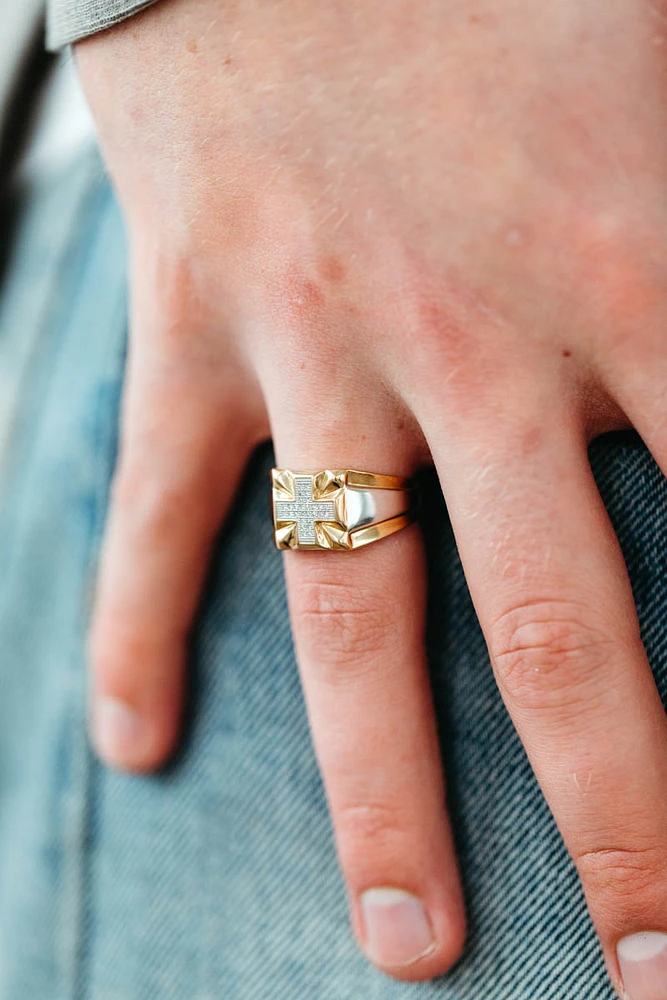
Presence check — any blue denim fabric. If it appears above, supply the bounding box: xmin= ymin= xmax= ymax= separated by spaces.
xmin=0 ymin=147 xmax=666 ymax=1000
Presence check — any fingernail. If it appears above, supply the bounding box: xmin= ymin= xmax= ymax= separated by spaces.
xmin=618 ymin=932 xmax=667 ymax=1000
xmin=360 ymin=887 xmax=435 ymax=967
xmin=93 ymin=697 xmax=146 ymax=764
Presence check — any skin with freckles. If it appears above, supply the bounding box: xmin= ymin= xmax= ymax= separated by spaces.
xmin=77 ymin=0 xmax=667 ymax=993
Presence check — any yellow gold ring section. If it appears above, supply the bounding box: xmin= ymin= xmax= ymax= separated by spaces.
xmin=271 ymin=468 xmax=416 ymax=551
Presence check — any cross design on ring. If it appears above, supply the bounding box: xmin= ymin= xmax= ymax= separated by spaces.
xmin=274 ymin=474 xmax=337 ymax=546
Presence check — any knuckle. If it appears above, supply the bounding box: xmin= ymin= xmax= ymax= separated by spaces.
xmin=112 ymin=454 xmax=212 ymax=536
xmin=89 ymin=623 xmax=153 ymax=680
xmin=336 ymin=800 xmax=414 ymax=876
xmin=566 ymin=209 xmax=665 ymax=350
xmin=575 ymin=842 xmax=667 ymax=906
xmin=489 ymin=599 xmax=620 ymax=712
xmin=140 ymin=253 xmax=202 ymax=349
xmin=292 ymin=578 xmax=395 ymax=671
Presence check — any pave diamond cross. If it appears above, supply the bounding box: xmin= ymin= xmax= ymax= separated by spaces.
xmin=275 ymin=474 xmax=338 ymax=545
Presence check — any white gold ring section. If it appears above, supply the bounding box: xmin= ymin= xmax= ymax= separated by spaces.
xmin=343 ymin=487 xmax=412 ymax=531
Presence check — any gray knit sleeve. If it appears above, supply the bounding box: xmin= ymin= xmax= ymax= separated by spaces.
xmin=46 ymin=0 xmax=161 ymax=50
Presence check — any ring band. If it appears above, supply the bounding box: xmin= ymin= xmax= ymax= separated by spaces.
xmin=271 ymin=468 xmax=416 ymax=551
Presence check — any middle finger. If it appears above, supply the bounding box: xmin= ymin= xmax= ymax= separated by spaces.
xmin=416 ymin=382 xmax=667 ymax=996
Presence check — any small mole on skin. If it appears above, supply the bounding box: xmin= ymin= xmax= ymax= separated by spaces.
xmin=396 ymin=419 xmax=406 ymax=432
xmin=562 ymin=349 xmax=572 ymax=358
xmin=186 ymin=38 xmax=198 ymax=53
xmin=224 ymin=57 xmax=233 ymax=65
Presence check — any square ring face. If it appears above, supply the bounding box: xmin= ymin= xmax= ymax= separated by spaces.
xmin=271 ymin=469 xmax=350 ymax=550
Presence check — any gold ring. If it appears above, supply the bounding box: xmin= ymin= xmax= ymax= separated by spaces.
xmin=271 ymin=468 xmax=416 ymax=551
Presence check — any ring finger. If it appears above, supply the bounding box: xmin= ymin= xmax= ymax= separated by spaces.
xmin=267 ymin=381 xmax=466 ymax=980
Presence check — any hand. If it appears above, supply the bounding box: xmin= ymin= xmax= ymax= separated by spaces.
xmin=77 ymin=0 xmax=667 ymax=993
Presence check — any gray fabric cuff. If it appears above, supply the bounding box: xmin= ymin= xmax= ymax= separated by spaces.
xmin=46 ymin=0 xmax=160 ymax=50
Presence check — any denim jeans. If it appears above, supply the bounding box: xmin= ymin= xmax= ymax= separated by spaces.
xmin=0 ymin=146 xmax=666 ymax=1000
